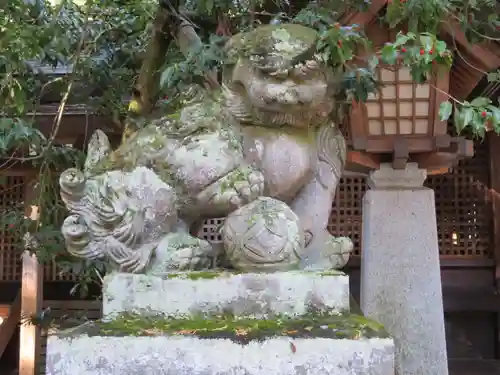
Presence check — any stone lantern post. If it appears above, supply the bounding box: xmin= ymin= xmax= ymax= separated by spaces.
xmin=346 ymin=41 xmax=472 ymax=375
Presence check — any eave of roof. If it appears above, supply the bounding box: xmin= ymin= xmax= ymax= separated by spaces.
xmin=340 ymin=0 xmax=500 ymax=100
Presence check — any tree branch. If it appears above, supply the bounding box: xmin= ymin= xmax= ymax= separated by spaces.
xmin=122 ymin=2 xmax=220 ymax=142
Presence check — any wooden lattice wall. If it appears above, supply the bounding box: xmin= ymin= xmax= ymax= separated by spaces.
xmin=0 ymin=175 xmax=25 ymax=281
xmin=428 ymin=140 xmax=491 ymax=258
xmin=328 ymin=138 xmax=491 ymax=258
xmin=0 ymin=137 xmax=493 ymax=281
xmin=197 ymin=137 xmax=492 ymax=259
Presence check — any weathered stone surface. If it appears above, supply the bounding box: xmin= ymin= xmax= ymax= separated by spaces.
xmin=361 ymin=163 xmax=448 ymax=375
xmin=222 ymin=197 xmax=304 ymax=272
xmin=103 ymin=271 xmax=349 ymax=319
xmin=46 ymin=335 xmax=394 ymax=375
xmin=58 ymin=24 xmax=353 ymax=274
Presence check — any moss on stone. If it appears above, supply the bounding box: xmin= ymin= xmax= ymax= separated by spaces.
xmin=227 ymin=24 xmax=319 ymax=67
xmin=54 ymin=311 xmax=389 ymax=344
xmin=163 ymin=270 xmax=239 ymax=280
xmin=317 ymin=270 xmax=345 ymax=276
xmin=158 ymin=269 xmax=345 ymax=280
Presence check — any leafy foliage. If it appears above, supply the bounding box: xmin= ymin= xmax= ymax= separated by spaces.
xmin=159 ymin=34 xmax=228 ymax=91
xmin=0 ymin=0 xmax=155 ymax=295
xmin=439 ymin=97 xmax=500 ymax=136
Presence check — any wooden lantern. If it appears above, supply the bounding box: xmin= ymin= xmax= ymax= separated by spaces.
xmin=342 ymin=14 xmax=474 ymax=173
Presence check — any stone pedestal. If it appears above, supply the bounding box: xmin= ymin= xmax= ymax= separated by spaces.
xmin=360 ymin=163 xmax=448 ymax=375
xmin=47 ymin=335 xmax=393 ymax=375
xmin=47 ymin=271 xmax=395 ymax=375
xmin=102 ymin=271 xmax=350 ymax=319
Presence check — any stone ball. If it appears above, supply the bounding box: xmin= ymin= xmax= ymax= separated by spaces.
xmin=222 ymin=197 xmax=304 ymax=271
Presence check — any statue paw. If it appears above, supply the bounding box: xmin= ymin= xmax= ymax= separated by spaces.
xmin=195 ymin=166 xmax=265 ymax=215
xmin=147 ymin=233 xmax=219 ymax=275
xmin=300 ymin=231 xmax=353 ymax=271
xmin=226 ymin=168 xmax=265 ymax=207
xmin=323 ymin=235 xmax=353 ymax=269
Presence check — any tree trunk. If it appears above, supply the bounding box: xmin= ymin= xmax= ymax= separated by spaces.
xmin=122 ymin=2 xmax=219 ymax=143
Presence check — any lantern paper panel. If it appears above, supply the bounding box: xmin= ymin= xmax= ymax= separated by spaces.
xmin=365 ymin=67 xmax=432 ymax=136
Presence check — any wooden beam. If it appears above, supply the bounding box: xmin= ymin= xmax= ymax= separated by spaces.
xmin=347 ymin=256 xmax=496 ymax=268
xmin=340 ymin=0 xmax=387 ymax=25
xmin=0 ymin=291 xmax=21 ymax=358
xmin=414 ymin=138 xmax=473 ymax=171
xmin=415 ymin=152 xmax=458 ymax=170
xmin=433 ymin=134 xmax=452 ymax=149
xmin=19 ymin=252 xmax=42 ymax=375
xmin=0 ymin=304 xmax=11 ymax=318
xmin=349 ymin=275 xmax=500 ymax=312
xmin=27 ymin=104 xmax=120 ymax=140
xmin=426 ymin=166 xmax=451 ymax=175
xmin=448 ymin=359 xmax=500 ymax=375
xmin=449 ymin=60 xmax=485 ymax=101
xmin=33 ymin=113 xmax=119 ymax=139
xmin=441 ymin=20 xmax=500 ymax=71
xmin=441 ymin=286 xmax=500 ymax=312
xmin=488 ymin=132 xmax=500 ymax=286
xmin=19 ymin=174 xmax=43 ymax=375
xmin=440 ymin=19 xmax=500 ymax=100
xmin=346 ymin=150 xmax=380 ymax=171
xmin=392 ymin=138 xmax=409 ymax=169
xmin=488 ymin=133 xmax=500 ymax=358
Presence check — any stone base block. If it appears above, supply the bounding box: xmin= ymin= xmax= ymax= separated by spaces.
xmin=46 ymin=335 xmax=394 ymax=375
xmin=103 ymin=271 xmax=349 ymax=319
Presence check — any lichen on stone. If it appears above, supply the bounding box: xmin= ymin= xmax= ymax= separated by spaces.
xmin=226 ymin=24 xmax=319 ymax=72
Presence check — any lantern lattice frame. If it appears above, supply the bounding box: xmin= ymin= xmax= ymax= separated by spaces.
xmin=349 ymin=64 xmax=450 ymax=154
xmin=346 ymin=63 xmax=473 ymax=172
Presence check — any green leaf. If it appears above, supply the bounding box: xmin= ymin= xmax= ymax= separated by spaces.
xmin=205 ymin=0 xmax=214 ymax=14
xmin=342 ymin=45 xmax=353 ymax=61
xmin=439 ymin=101 xmax=453 ymax=121
xmin=420 ymin=35 xmax=434 ymax=51
xmin=368 ymin=55 xmax=379 ymax=70
xmin=455 ymin=107 xmax=474 ymax=132
xmin=381 ymin=45 xmax=398 ymax=65
xmin=435 ymin=40 xmax=447 ymax=54
xmin=394 ymin=32 xmax=412 ymax=47
xmin=470 ymin=97 xmax=491 ymax=107
xmin=453 ymin=104 xmax=461 ymax=133
xmin=471 ymin=111 xmax=486 ymax=138
xmin=410 ymin=65 xmax=426 ymax=84
xmin=488 ymin=105 xmax=500 ymax=125
xmin=487 ymin=110 xmax=500 ymax=133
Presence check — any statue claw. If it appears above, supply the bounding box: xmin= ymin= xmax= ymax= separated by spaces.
xmin=195 ymin=166 xmax=265 ymax=215
xmin=299 ymin=231 xmax=353 ymax=271
xmin=231 ymin=170 xmax=264 ymax=204
xmin=322 ymin=235 xmax=353 ymax=269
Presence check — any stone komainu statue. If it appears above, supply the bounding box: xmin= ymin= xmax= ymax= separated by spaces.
xmin=59 ymin=23 xmax=353 ymax=274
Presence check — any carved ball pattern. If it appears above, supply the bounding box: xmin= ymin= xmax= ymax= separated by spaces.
xmin=222 ymin=197 xmax=304 ymax=272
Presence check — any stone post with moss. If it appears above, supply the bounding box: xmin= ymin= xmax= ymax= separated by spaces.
xmin=48 ymin=23 xmax=395 ymax=375
xmin=47 ymin=271 xmax=394 ymax=374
